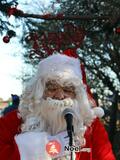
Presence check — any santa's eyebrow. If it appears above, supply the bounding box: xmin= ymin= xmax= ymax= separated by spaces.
xmin=46 ymin=80 xmax=57 ymax=85
xmin=45 ymin=80 xmax=75 ymax=90
xmin=45 ymin=80 xmax=59 ymax=89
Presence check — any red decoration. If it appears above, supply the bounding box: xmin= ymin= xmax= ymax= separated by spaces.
xmin=63 ymin=48 xmax=78 ymax=58
xmin=115 ymin=27 xmax=120 ymax=34
xmin=27 ymin=23 xmax=85 ymax=59
xmin=7 ymin=6 xmax=24 ymax=17
xmin=39 ymin=24 xmax=85 ymax=53
xmin=56 ymin=13 xmax=64 ymax=18
xmin=42 ymin=14 xmax=52 ymax=19
xmin=7 ymin=7 xmax=17 ymax=17
xmin=2 ymin=30 xmax=16 ymax=43
xmin=3 ymin=36 xmax=10 ymax=43
xmin=33 ymin=41 xmax=39 ymax=50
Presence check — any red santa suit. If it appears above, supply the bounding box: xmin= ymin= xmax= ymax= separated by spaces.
xmin=0 ymin=110 xmax=115 ymax=160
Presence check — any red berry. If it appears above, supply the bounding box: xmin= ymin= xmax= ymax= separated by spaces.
xmin=3 ymin=36 xmax=10 ymax=43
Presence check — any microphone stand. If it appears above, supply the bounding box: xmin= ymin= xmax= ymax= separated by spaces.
xmin=67 ymin=125 xmax=74 ymax=146
xmin=68 ymin=126 xmax=74 ymax=160
xmin=65 ymin=114 xmax=74 ymax=160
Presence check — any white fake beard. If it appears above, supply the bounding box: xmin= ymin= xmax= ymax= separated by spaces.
xmin=38 ymin=97 xmax=81 ymax=135
xmin=37 ymin=98 xmax=86 ymax=145
xmin=21 ymin=97 xmax=94 ymax=147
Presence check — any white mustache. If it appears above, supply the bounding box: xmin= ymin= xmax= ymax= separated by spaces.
xmin=45 ymin=97 xmax=74 ymax=108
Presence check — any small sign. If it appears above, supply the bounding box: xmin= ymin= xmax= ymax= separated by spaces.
xmin=46 ymin=140 xmax=61 ymax=157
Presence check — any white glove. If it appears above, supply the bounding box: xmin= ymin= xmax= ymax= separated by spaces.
xmin=15 ymin=131 xmax=70 ymax=160
xmin=15 ymin=132 xmax=50 ymax=160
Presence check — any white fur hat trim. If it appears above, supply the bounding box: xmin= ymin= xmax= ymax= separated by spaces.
xmin=36 ymin=54 xmax=82 ymax=85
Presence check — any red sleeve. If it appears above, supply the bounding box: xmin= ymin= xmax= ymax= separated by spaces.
xmin=0 ymin=110 xmax=22 ymax=160
xmin=92 ymin=118 xmax=116 ymax=160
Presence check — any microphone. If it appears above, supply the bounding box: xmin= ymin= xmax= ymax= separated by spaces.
xmin=62 ymin=108 xmax=75 ymax=146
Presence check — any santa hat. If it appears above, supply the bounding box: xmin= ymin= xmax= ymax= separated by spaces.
xmin=36 ymin=52 xmax=83 ymax=87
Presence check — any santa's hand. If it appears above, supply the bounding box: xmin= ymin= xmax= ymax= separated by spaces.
xmin=15 ymin=131 xmax=51 ymax=160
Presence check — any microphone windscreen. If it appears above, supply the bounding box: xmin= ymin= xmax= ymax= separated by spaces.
xmin=62 ymin=108 xmax=75 ymax=117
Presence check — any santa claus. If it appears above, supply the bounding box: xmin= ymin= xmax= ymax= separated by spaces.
xmin=0 ymin=53 xmax=115 ymax=160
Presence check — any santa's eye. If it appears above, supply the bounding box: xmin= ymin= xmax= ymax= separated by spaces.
xmin=63 ymin=86 xmax=75 ymax=93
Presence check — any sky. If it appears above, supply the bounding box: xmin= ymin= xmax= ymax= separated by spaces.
xmin=0 ymin=0 xmax=51 ymax=100
xmin=0 ymin=38 xmax=24 ymax=100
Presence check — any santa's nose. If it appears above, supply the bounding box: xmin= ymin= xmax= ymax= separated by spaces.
xmin=53 ymin=88 xmax=66 ymax=100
